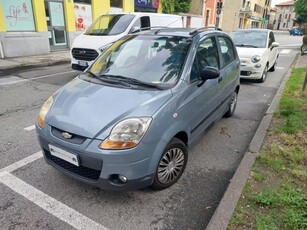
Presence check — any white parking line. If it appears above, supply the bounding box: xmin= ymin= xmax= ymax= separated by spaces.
xmin=0 ymin=151 xmax=43 ymax=174
xmin=276 ymin=67 xmax=284 ymax=70
xmin=0 ymin=173 xmax=109 ymax=230
xmin=280 ymin=49 xmax=291 ymax=54
xmin=0 ymin=70 xmax=76 ymax=86
xmin=0 ymin=151 xmax=109 ymax=230
xmin=24 ymin=125 xmax=36 ymax=131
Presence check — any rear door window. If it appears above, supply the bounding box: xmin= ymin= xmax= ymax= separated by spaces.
xmin=217 ymin=36 xmax=236 ymax=68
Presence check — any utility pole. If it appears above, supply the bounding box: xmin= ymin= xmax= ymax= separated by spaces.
xmin=215 ymin=0 xmax=223 ymax=30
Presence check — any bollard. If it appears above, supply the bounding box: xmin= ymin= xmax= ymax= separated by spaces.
xmin=303 ymin=67 xmax=307 ymax=91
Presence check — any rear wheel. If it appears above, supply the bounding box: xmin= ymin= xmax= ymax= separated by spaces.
xmin=224 ymin=91 xmax=238 ymax=118
xmin=152 ymin=138 xmax=188 ymax=190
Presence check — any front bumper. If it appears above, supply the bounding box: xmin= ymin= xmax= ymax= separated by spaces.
xmin=36 ymin=123 xmax=159 ymax=191
xmin=239 ymin=59 xmax=265 ymax=80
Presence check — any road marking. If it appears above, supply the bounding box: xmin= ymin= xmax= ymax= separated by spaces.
xmin=0 ymin=70 xmax=76 ymax=86
xmin=0 ymin=173 xmax=109 ymax=230
xmin=0 ymin=151 xmax=43 ymax=174
xmin=24 ymin=125 xmax=35 ymax=131
xmin=276 ymin=67 xmax=284 ymax=70
xmin=280 ymin=49 xmax=291 ymax=54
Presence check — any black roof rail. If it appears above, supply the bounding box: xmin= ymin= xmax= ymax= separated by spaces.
xmin=130 ymin=26 xmax=168 ymax=34
xmin=189 ymin=27 xmax=223 ymax=35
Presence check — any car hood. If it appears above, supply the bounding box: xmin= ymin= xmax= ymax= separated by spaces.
xmin=235 ymin=47 xmax=266 ymax=58
xmin=47 ymin=77 xmax=172 ymax=139
xmin=72 ymin=34 xmax=122 ymax=50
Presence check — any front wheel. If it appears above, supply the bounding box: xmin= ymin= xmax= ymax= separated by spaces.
xmin=152 ymin=138 xmax=188 ymax=190
xmin=258 ymin=65 xmax=268 ymax=83
xmin=224 ymin=91 xmax=238 ymax=118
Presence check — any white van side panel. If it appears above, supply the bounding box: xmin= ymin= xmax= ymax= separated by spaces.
xmin=149 ymin=15 xmax=184 ymax=28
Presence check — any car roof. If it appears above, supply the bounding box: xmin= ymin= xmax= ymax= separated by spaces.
xmin=138 ymin=27 xmax=226 ymax=38
xmin=232 ymin=28 xmax=271 ymax=33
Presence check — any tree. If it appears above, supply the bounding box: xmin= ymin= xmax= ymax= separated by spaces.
xmin=294 ymin=0 xmax=307 ymax=33
xmin=162 ymin=0 xmax=191 ymax=14
xmin=162 ymin=0 xmax=175 ymax=14
xmin=174 ymin=0 xmax=191 ymax=14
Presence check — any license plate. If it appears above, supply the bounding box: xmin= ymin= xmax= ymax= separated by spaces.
xmin=78 ymin=61 xmax=88 ymax=67
xmin=49 ymin=145 xmax=79 ymax=166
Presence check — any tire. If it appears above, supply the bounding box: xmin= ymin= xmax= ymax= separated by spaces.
xmin=269 ymin=59 xmax=277 ymax=72
xmin=224 ymin=91 xmax=238 ymax=118
xmin=152 ymin=138 xmax=188 ymax=190
xmin=258 ymin=65 xmax=268 ymax=83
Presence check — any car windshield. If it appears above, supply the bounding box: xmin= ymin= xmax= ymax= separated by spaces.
xmin=84 ymin=14 xmax=135 ymax=36
xmin=230 ymin=30 xmax=268 ymax=48
xmin=83 ymin=35 xmax=191 ymax=89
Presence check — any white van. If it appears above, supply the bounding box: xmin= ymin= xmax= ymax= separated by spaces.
xmin=71 ymin=12 xmax=184 ymax=70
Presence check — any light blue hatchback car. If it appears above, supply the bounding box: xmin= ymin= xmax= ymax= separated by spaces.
xmin=36 ymin=28 xmax=240 ymax=191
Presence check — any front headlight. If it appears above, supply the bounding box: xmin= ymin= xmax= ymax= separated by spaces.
xmin=251 ymin=55 xmax=261 ymax=63
xmin=37 ymin=96 xmax=53 ymax=128
xmin=99 ymin=117 xmax=152 ymax=150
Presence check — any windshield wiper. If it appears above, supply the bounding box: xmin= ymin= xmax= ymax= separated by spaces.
xmin=102 ymin=74 xmax=163 ymax=90
xmin=83 ymin=71 xmax=131 ymax=87
xmin=236 ymin=44 xmax=258 ymax=48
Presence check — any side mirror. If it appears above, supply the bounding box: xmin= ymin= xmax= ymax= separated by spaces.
xmin=272 ymin=42 xmax=279 ymax=48
xmin=131 ymin=26 xmax=140 ymax=33
xmin=198 ymin=66 xmax=220 ymax=86
xmin=201 ymin=66 xmax=220 ymax=80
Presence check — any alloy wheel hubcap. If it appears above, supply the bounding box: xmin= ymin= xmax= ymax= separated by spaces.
xmin=157 ymin=148 xmax=185 ymax=184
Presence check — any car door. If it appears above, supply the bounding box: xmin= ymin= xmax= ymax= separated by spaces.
xmin=182 ymin=36 xmax=222 ymax=144
xmin=217 ymin=35 xmax=240 ymax=103
xmin=268 ymin=31 xmax=278 ymax=67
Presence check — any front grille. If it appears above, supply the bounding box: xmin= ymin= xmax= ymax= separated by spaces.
xmin=44 ymin=149 xmax=101 ymax=181
xmin=72 ymin=48 xmax=99 ymax=61
xmin=51 ymin=127 xmax=86 ymax=144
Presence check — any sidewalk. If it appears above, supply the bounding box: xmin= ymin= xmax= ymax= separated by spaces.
xmin=0 ymin=50 xmax=70 ymax=71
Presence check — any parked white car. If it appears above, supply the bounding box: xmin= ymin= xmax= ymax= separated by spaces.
xmin=230 ymin=29 xmax=279 ymax=83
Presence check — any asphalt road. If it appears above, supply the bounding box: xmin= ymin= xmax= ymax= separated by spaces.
xmin=0 ymin=32 xmax=301 ymax=230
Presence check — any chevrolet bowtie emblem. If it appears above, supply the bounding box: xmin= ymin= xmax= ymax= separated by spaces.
xmin=62 ymin=132 xmax=73 ymax=139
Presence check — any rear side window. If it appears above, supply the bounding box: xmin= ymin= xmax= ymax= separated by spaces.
xmin=132 ymin=16 xmax=151 ymax=31
xmin=217 ymin=36 xmax=236 ymax=68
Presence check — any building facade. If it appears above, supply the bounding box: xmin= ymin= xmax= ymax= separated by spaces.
xmin=0 ymin=0 xmax=162 ymax=58
xmin=203 ymin=0 xmax=271 ymax=32
xmin=272 ymin=1 xmax=295 ymax=30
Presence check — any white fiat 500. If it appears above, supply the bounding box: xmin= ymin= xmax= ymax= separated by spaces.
xmin=230 ymin=29 xmax=279 ymax=83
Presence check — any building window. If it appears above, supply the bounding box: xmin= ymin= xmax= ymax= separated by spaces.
xmin=285 ymin=14 xmax=287 ymax=18
xmin=283 ymin=23 xmax=286 ymax=27
xmin=111 ymin=0 xmax=122 ymax=8
xmin=2 ymin=0 xmax=35 ymax=31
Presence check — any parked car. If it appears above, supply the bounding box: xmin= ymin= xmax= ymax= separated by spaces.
xmin=71 ymin=13 xmax=184 ymax=71
xmin=230 ymin=29 xmax=279 ymax=83
xmin=289 ymin=27 xmax=303 ymax=36
xmin=36 ymin=28 xmax=240 ymax=191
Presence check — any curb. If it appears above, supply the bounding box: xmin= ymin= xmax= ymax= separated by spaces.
xmin=0 ymin=60 xmax=70 ymax=72
xmin=205 ymin=53 xmax=298 ymax=230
